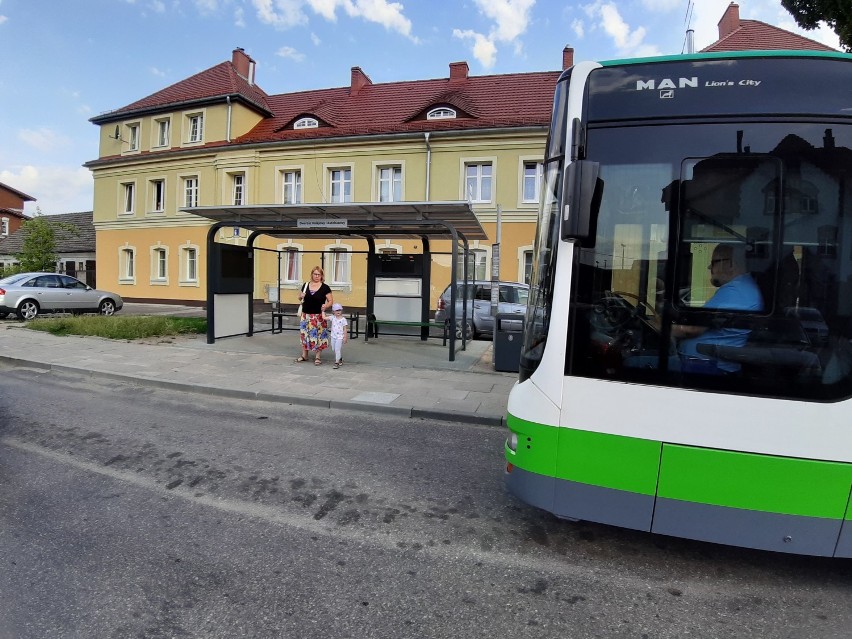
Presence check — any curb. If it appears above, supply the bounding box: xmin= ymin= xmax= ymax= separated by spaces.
xmin=0 ymin=355 xmax=506 ymax=427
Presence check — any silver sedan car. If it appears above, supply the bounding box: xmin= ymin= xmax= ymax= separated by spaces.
xmin=0 ymin=272 xmax=124 ymax=320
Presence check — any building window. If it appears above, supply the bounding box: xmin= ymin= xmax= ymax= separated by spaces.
xmin=120 ymin=247 xmax=135 ymax=282
xmin=329 ymin=248 xmax=350 ymax=284
xmin=522 ymin=250 xmax=533 ymax=284
xmin=523 ymin=161 xmax=543 ymax=203
xmin=427 ymin=107 xmax=456 ymax=120
xmin=122 ymin=182 xmax=135 ymax=214
xmin=330 ymin=168 xmax=352 ymax=203
xmin=281 ymin=247 xmax=301 ymax=283
xmin=180 ymin=246 xmax=198 ymax=284
xmin=232 ymin=173 xmax=245 ymax=206
xmin=465 ymin=163 xmax=492 ymax=203
xmin=294 ymin=117 xmax=318 ymax=129
xmin=458 ymin=248 xmax=488 ymax=281
xmin=155 ymin=119 xmax=170 ymax=147
xmin=152 ymin=247 xmax=168 ymax=282
xmin=818 ymin=225 xmax=838 ymax=258
xmin=1 ymin=217 xmax=8 ymax=237
xmin=187 ymin=113 xmax=204 ymax=143
xmin=184 ymin=176 xmax=199 ymax=208
xmin=150 ymin=179 xmax=165 ymax=213
xmin=378 ymin=166 xmax=402 ymax=202
xmin=127 ymin=123 xmax=139 ymax=151
xmin=282 ymin=170 xmax=302 ymax=204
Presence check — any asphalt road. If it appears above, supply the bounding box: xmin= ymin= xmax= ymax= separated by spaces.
xmin=1 ymin=367 xmax=851 ymax=639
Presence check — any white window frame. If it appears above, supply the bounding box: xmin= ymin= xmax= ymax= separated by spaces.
xmin=183 ymin=110 xmax=205 ymax=145
xmin=518 ymin=245 xmax=534 ymax=284
xmin=521 ymin=159 xmax=544 ymax=204
xmin=149 ymin=178 xmax=166 ymax=214
xmin=376 ymin=241 xmax=403 ymax=254
xmin=276 ymin=241 xmax=304 ymax=285
xmin=462 ymin=159 xmax=494 ymax=204
xmin=427 ymin=107 xmax=456 ymax=120
xmin=294 ymin=117 xmax=319 ymax=129
xmin=120 ymin=181 xmax=136 ymax=215
xmin=150 ymin=245 xmax=169 ymax=284
xmin=182 ymin=175 xmax=199 ymax=208
xmin=324 ymin=242 xmax=352 ymax=289
xmin=458 ymin=244 xmax=490 ymax=281
xmin=280 ymin=168 xmax=303 ymax=204
xmin=327 ymin=165 xmax=353 ymax=204
xmin=118 ymin=245 xmax=136 ymax=284
xmin=179 ymin=243 xmax=200 ymax=286
xmin=154 ymin=117 xmax=171 ymax=148
xmin=232 ymin=173 xmax=245 ymax=206
xmin=125 ymin=122 xmax=140 ymax=152
xmin=374 ymin=163 xmax=403 ymax=203
xmin=1 ymin=217 xmax=8 ymax=237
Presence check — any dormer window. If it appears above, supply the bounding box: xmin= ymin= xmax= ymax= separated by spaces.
xmin=427 ymin=107 xmax=456 ymax=120
xmin=294 ymin=117 xmax=319 ymax=129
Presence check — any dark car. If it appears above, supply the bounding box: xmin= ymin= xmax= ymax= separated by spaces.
xmin=434 ymin=280 xmax=528 ymax=339
xmin=0 ymin=272 xmax=123 ymax=320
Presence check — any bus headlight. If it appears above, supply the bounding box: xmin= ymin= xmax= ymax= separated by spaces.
xmin=507 ymin=433 xmax=518 ymax=452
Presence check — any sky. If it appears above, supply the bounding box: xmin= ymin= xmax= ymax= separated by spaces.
xmin=0 ymin=0 xmax=842 ymax=216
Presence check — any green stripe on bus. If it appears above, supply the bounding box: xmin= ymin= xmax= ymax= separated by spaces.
xmin=601 ymin=50 xmax=852 ymax=67
xmin=658 ymin=444 xmax=852 ymax=520
xmin=506 ymin=415 xmax=660 ymax=495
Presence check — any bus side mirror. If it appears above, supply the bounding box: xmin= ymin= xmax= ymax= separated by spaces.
xmin=561 ymin=159 xmax=601 ymax=245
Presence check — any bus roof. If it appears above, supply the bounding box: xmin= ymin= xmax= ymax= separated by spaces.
xmin=600 ymin=49 xmax=852 ymax=67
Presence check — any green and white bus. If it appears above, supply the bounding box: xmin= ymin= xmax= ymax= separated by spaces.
xmin=505 ymin=50 xmax=852 ymax=557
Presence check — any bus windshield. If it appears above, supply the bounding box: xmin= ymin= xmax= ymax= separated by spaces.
xmin=567 ymin=120 xmax=852 ymax=400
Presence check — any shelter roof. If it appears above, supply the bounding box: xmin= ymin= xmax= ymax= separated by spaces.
xmin=182 ymin=201 xmax=487 ymax=241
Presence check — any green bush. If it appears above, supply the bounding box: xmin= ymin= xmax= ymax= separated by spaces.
xmin=25 ymin=315 xmax=207 ymax=340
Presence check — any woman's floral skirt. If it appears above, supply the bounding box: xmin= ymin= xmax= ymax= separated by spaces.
xmin=300 ymin=313 xmax=329 ymax=351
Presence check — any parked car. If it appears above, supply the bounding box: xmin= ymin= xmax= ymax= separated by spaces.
xmin=0 ymin=272 xmax=123 ymax=320
xmin=434 ymin=280 xmax=528 ymax=339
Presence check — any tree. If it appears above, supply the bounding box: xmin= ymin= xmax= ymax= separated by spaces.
xmin=15 ymin=209 xmax=79 ymax=273
xmin=781 ymin=0 xmax=852 ymax=51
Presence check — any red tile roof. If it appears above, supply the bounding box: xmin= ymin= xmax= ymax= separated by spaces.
xmin=89 ymin=54 xmax=559 ymax=142
xmin=91 ymin=61 xmax=271 ymax=123
xmin=702 ymin=19 xmax=837 ymax=52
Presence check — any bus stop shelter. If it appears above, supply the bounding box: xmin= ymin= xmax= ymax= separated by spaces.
xmin=183 ymin=201 xmax=487 ymax=361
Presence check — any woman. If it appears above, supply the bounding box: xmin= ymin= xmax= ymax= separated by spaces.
xmin=295 ymin=266 xmax=334 ymax=365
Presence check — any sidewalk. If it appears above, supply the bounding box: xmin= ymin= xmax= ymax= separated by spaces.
xmin=0 ymin=306 xmax=518 ymax=426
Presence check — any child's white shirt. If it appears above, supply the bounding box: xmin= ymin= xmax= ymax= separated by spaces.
xmin=330 ymin=315 xmax=348 ymax=339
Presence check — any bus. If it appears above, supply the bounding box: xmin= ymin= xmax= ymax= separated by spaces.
xmin=504 ymin=50 xmax=852 ymax=557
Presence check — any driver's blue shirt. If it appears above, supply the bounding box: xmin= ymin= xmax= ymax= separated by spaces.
xmin=678 ymin=273 xmax=764 ymax=373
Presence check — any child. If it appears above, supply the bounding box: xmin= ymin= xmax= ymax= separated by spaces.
xmin=327 ymin=303 xmax=349 ymax=369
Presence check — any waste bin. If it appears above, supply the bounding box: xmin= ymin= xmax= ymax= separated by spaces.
xmin=493 ymin=313 xmax=524 ymax=373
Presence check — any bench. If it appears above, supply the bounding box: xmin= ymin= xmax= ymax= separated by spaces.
xmin=272 ymin=309 xmax=361 ymax=339
xmin=365 ymin=318 xmax=447 ymax=345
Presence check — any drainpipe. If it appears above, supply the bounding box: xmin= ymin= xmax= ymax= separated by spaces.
xmin=226 ymin=96 xmax=232 ymax=142
xmin=424 ymin=132 xmax=431 ymax=201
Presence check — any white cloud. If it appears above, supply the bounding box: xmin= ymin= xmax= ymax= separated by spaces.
xmin=150 ymin=66 xmax=167 ymax=77
xmin=234 ymin=6 xmax=245 ymax=27
xmin=193 ymin=0 xmax=219 ymax=12
xmin=581 ymin=1 xmax=661 ymax=57
xmin=18 ymin=128 xmax=72 ymax=153
xmin=310 ymin=31 xmax=321 ymax=45
xmin=150 ymin=0 xmax=165 ymax=13
xmin=0 ymin=165 xmax=94 ymax=216
xmin=252 ymin=0 xmax=309 ymax=29
xmin=306 ymin=0 xmax=416 ymax=41
xmin=452 ymin=28 xmax=498 ymax=68
xmin=640 ymin=0 xmax=680 ymax=11
xmin=453 ymin=0 xmax=535 ymax=69
xmin=276 ymin=45 xmax=305 ymax=61
xmin=571 ymin=18 xmax=584 ymax=39
xmin=0 ymin=15 xmax=7 ymax=25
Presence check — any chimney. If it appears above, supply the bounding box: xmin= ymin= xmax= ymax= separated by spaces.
xmin=232 ymin=47 xmax=256 ymax=85
xmin=350 ymin=66 xmax=372 ymax=97
xmin=562 ymin=46 xmax=574 ymax=70
xmin=718 ymin=2 xmax=740 ymax=39
xmin=449 ymin=61 xmax=469 ymax=83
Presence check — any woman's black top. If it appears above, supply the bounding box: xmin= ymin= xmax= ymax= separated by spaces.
xmin=301 ymin=282 xmax=331 ymax=314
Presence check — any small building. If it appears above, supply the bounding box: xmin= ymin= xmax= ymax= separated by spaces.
xmin=0 ymin=181 xmax=35 ymax=239
xmin=0 ymin=211 xmax=97 ymax=286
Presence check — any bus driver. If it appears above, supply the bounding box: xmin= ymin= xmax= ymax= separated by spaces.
xmin=672 ymin=243 xmax=764 ymax=373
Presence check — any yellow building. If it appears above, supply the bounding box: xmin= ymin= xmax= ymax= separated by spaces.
xmin=86 ymin=48 xmax=571 ymax=311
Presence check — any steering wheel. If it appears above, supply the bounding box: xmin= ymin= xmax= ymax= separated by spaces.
xmin=590 ymin=290 xmax=660 ymax=334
